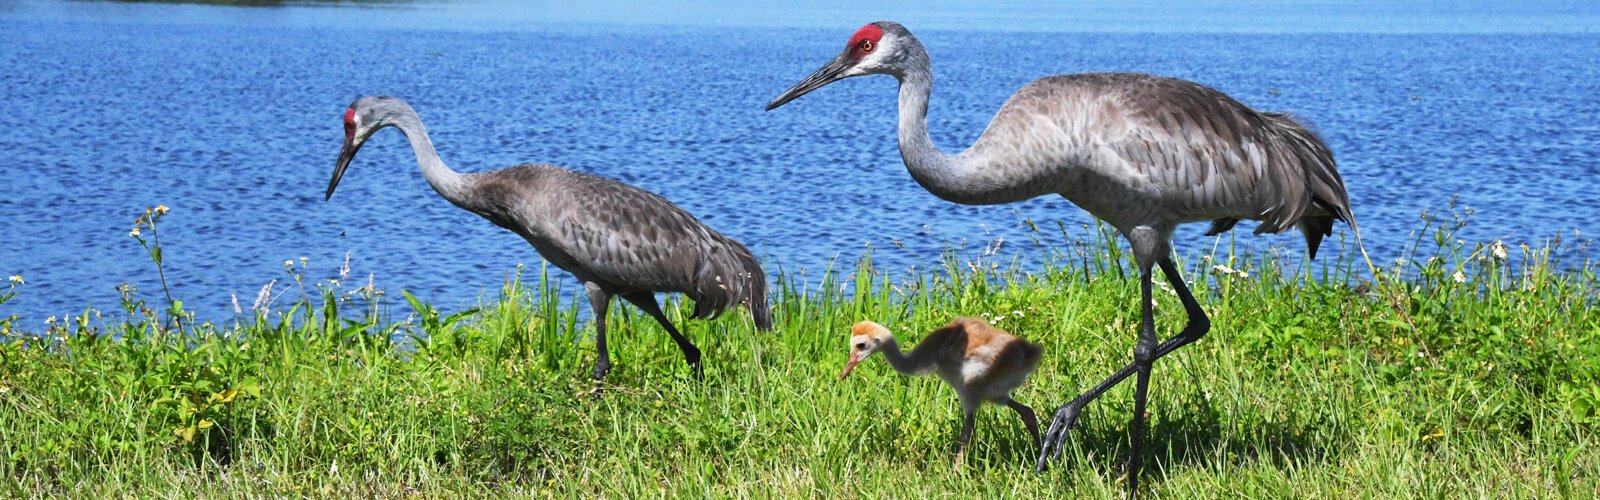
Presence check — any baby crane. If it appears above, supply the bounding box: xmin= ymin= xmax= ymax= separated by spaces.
xmin=327 ymin=96 xmax=772 ymax=381
xmin=841 ymin=319 xmax=1043 ymax=466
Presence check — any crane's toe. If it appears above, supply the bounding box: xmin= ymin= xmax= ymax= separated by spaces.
xmin=1035 ymin=401 xmax=1085 ymax=471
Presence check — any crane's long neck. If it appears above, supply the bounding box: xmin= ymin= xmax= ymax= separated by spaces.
xmin=877 ymin=337 xmax=935 ymax=376
xmin=390 ymin=112 xmax=472 ymax=206
xmin=894 ymin=67 xmax=954 ymax=188
xmin=893 ymin=61 xmax=1010 ymax=205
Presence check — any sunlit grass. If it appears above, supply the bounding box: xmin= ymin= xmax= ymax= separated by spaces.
xmin=0 ymin=206 xmax=1596 ymax=497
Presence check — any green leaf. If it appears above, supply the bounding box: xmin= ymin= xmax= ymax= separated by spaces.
xmin=173 ymin=426 xmax=196 ymax=443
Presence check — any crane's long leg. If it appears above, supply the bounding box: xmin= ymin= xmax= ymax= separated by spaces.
xmin=585 ymin=283 xmax=614 ymax=381
xmin=1035 ymin=256 xmax=1211 ymax=485
xmin=1127 ymin=261 xmax=1157 ymax=495
xmin=1006 ymin=398 xmax=1042 ymax=448
xmin=620 ymin=291 xmax=703 ymax=379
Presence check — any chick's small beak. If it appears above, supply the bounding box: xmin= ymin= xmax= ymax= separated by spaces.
xmin=839 ymin=351 xmax=864 ymax=380
xmin=766 ymin=55 xmax=852 ymax=111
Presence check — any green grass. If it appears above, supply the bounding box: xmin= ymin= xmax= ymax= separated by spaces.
xmin=1 ymin=208 xmax=1597 ymax=497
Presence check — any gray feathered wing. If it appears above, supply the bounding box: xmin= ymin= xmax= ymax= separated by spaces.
xmin=1110 ymin=76 xmax=1359 ymax=259
xmin=533 ymin=168 xmax=773 ymax=328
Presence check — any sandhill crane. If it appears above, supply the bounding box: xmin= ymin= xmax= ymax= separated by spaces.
xmin=327 ymin=96 xmax=772 ymax=381
xmin=768 ymin=22 xmax=1369 ymax=493
xmin=840 ymin=318 xmax=1043 ymax=467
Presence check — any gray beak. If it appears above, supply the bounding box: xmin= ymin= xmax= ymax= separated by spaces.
xmin=326 ymin=137 xmax=362 ymax=201
xmin=765 ymin=55 xmax=853 ymax=111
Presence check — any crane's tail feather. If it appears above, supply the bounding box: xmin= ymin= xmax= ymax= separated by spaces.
xmin=742 ymin=254 xmax=773 ymax=330
xmin=689 ymin=236 xmax=772 ymax=331
xmin=1260 ymin=112 xmax=1381 ymax=280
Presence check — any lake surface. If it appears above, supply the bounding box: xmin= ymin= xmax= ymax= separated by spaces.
xmin=2 ymin=1 xmax=1598 ymax=322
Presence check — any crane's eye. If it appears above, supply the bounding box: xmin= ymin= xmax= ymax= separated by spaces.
xmin=858 ymin=40 xmax=875 ymax=52
xmin=855 ymin=342 xmax=867 ymax=350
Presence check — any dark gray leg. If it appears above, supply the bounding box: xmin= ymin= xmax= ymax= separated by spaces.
xmin=585 ymin=283 xmax=613 ymax=381
xmin=1036 ymin=254 xmax=1211 ymax=495
xmin=1006 ymin=398 xmax=1041 ymax=448
xmin=1128 ymin=261 xmax=1157 ymax=496
xmin=621 ymin=291 xmax=703 ymax=379
xmin=955 ymin=410 xmax=977 ymax=468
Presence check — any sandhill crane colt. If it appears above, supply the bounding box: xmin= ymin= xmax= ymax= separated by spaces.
xmin=840 ymin=319 xmax=1043 ymax=466
xmin=327 ymin=96 xmax=772 ymax=381
xmin=768 ymin=22 xmax=1368 ymax=492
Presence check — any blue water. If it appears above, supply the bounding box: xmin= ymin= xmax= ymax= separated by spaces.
xmin=2 ymin=1 xmax=1598 ymax=322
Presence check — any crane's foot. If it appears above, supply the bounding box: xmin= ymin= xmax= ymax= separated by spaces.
xmin=688 ymin=360 xmax=705 ymax=381
xmin=591 ymin=360 xmax=612 ymax=381
xmin=1035 ymin=398 xmax=1087 ymax=472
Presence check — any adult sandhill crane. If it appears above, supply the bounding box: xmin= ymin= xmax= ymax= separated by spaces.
xmin=768 ymin=22 xmax=1369 ymax=493
xmin=840 ymin=318 xmax=1043 ymax=467
xmin=327 ymin=96 xmax=772 ymax=381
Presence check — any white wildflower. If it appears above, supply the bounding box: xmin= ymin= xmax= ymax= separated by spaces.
xmin=1012 ymin=310 xmax=1024 ymax=318
xmin=129 ymin=227 xmax=141 ymax=238
xmin=1451 ymin=271 xmax=1466 ymax=283
xmin=253 ymin=279 xmax=276 ymax=314
xmin=1238 ymin=271 xmax=1249 ymax=279
xmin=1491 ymin=241 xmax=1507 ymax=261
xmin=231 ymin=293 xmax=242 ymax=315
xmin=153 ymin=204 xmax=169 ymax=216
xmin=339 ymin=251 xmax=351 ymax=281
xmin=6 ymin=275 xmax=21 ymax=285
xmin=1212 ymin=264 xmax=1237 ymax=275
xmin=283 ymin=260 xmax=293 ymax=268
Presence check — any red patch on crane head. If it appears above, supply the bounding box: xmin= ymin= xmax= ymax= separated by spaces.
xmin=343 ymin=108 xmax=356 ymax=140
xmin=845 ymin=23 xmax=884 ymax=59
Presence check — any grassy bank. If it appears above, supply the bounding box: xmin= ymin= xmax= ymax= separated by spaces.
xmin=2 ymin=208 xmax=1598 ymax=497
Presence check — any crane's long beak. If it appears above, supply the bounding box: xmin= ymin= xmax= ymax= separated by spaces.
xmin=326 ymin=139 xmax=361 ymax=201
xmin=766 ymin=55 xmax=852 ymax=111
xmin=838 ymin=351 xmax=865 ymax=380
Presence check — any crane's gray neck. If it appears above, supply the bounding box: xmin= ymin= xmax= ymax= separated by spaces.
xmin=892 ymin=57 xmax=991 ymax=205
xmin=388 ymin=111 xmax=471 ymax=206
xmin=878 ymin=337 xmax=934 ymax=376
xmin=895 ymin=67 xmax=945 ymax=173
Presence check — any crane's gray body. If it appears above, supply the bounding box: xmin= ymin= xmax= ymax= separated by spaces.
xmin=956 ymin=74 xmax=1351 ymax=234
xmin=329 ymin=96 xmax=770 ymax=380
xmin=458 ymin=164 xmax=767 ymax=322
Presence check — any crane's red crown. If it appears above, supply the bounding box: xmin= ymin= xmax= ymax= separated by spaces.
xmin=343 ymin=108 xmax=357 ymax=140
xmin=846 ymin=24 xmax=883 ymax=59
